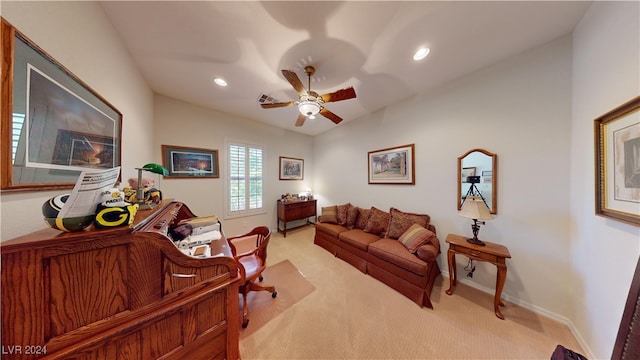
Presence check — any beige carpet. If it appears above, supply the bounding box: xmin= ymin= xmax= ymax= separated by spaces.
xmin=239 ymin=259 xmax=316 ymax=339
xmin=239 ymin=226 xmax=585 ymax=359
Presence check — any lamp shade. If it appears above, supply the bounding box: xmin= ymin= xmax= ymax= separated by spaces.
xmin=140 ymin=163 xmax=168 ymax=175
xmin=459 ymin=196 xmax=493 ymax=220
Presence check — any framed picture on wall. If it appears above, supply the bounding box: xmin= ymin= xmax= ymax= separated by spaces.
xmin=279 ymin=156 xmax=304 ymax=180
xmin=162 ymin=144 xmax=219 ymax=178
xmin=595 ymin=96 xmax=640 ymax=226
xmin=368 ymin=144 xmax=415 ymax=184
xmin=1 ymin=20 xmax=122 ymax=191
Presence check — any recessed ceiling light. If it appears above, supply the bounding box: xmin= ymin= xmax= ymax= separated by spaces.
xmin=214 ymin=77 xmax=227 ymax=87
xmin=413 ymin=47 xmax=430 ymax=61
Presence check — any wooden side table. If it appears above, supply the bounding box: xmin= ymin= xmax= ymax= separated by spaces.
xmin=276 ymin=199 xmax=317 ymax=237
xmin=445 ymin=233 xmax=511 ymax=319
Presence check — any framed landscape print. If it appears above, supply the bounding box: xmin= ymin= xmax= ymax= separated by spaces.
xmin=368 ymin=144 xmax=415 ymax=184
xmin=595 ymin=96 xmax=640 ymax=226
xmin=1 ymin=20 xmax=122 ymax=191
xmin=279 ymin=156 xmax=303 ymax=180
xmin=162 ymin=144 xmax=219 ymax=178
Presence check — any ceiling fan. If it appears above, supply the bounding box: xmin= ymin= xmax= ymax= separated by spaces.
xmin=260 ymin=66 xmax=357 ymax=127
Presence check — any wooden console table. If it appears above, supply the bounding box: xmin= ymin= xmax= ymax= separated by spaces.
xmin=277 ymin=199 xmax=317 ymax=237
xmin=445 ymin=233 xmax=511 ymax=319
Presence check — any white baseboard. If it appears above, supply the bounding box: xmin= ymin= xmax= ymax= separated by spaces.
xmin=440 ymin=271 xmax=594 ymax=359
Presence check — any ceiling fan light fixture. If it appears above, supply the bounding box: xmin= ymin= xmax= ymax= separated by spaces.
xmin=413 ymin=47 xmax=430 ymax=61
xmin=298 ymin=100 xmax=321 ymax=117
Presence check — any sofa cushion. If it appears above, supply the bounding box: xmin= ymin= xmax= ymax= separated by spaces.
xmin=364 ymin=207 xmax=390 ymax=237
xmin=339 ymin=229 xmax=381 ymax=251
xmin=319 ymin=205 xmax=338 ymax=223
xmin=368 ymin=238 xmax=428 ymax=276
xmin=386 ymin=207 xmax=431 ymax=239
xmin=398 ymin=224 xmax=436 ymax=253
xmin=355 ymin=207 xmax=371 ymax=230
xmin=347 ymin=206 xmax=359 ymax=228
xmin=336 ymin=203 xmax=351 ymax=225
xmin=315 ymin=222 xmax=349 ymax=238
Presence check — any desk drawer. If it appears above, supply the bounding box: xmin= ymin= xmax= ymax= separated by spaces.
xmin=451 ymin=244 xmax=499 ymax=263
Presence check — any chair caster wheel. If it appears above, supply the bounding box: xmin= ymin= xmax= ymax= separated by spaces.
xmin=242 ymin=320 xmax=249 ymax=328
xmin=272 ymin=291 xmax=277 ymax=298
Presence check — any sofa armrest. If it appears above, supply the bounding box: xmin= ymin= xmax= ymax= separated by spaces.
xmin=416 ymin=243 xmax=438 ymax=262
xmin=416 ymin=233 xmax=441 ymax=262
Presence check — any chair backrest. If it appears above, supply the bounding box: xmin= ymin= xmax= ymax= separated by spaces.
xmin=251 ymin=226 xmax=271 ymax=263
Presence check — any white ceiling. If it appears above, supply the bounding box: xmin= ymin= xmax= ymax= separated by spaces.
xmin=99 ymin=1 xmax=590 ymax=136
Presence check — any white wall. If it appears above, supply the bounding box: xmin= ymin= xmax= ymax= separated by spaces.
xmin=153 ymin=95 xmax=314 ymax=236
xmin=571 ymin=2 xmax=640 ymax=358
xmin=314 ymin=33 xmax=575 ymax=321
xmin=0 ymin=1 xmax=154 ymax=240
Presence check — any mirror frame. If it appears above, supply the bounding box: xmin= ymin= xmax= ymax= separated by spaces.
xmin=457 ymin=148 xmax=497 ymax=214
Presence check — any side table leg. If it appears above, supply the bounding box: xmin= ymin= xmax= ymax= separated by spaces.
xmin=283 ymin=220 xmax=287 ymax=238
xmin=494 ymin=264 xmax=507 ymax=320
xmin=446 ymin=249 xmax=456 ymax=295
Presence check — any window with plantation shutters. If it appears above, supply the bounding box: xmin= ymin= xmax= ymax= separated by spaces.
xmin=226 ymin=141 xmax=264 ymax=218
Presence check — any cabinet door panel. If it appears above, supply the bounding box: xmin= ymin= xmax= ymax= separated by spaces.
xmin=47 ymin=245 xmax=129 ymax=338
xmin=141 ymin=313 xmax=183 ymax=359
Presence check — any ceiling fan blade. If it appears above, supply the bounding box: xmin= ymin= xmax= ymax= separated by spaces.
xmin=282 ymin=69 xmax=306 ymax=95
xmin=319 ymin=107 xmax=343 ymax=124
xmin=295 ymin=113 xmax=306 ymax=127
xmin=261 ymin=101 xmax=295 ymax=109
xmin=320 ymin=87 xmax=356 ymax=103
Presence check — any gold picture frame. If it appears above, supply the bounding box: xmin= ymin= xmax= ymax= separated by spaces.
xmin=595 ymin=96 xmax=640 ymax=226
xmin=279 ymin=156 xmax=303 ymax=180
xmin=368 ymin=144 xmax=415 ymax=185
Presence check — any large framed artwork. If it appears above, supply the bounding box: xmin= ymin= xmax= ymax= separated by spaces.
xmin=595 ymin=96 xmax=640 ymax=226
xmin=279 ymin=156 xmax=303 ymax=180
xmin=368 ymin=144 xmax=415 ymax=184
xmin=161 ymin=144 xmax=219 ymax=178
xmin=1 ymin=20 xmax=122 ymax=191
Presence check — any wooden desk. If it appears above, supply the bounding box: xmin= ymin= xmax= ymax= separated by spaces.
xmin=1 ymin=201 xmax=240 ymax=360
xmin=277 ymin=199 xmax=317 ymax=237
xmin=445 ymin=233 xmax=511 ymax=319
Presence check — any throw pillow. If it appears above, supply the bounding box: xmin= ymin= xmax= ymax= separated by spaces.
xmin=386 ymin=207 xmax=430 ymax=239
xmin=355 ymin=207 xmax=370 ymax=230
xmin=347 ymin=206 xmax=360 ymax=228
xmin=320 ymin=205 xmax=338 ymax=223
xmin=364 ymin=207 xmax=390 ymax=237
xmin=398 ymin=223 xmax=435 ymax=253
xmin=336 ymin=203 xmax=351 ymax=226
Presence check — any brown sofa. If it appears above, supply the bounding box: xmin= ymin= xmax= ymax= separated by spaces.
xmin=313 ymin=204 xmax=441 ymax=308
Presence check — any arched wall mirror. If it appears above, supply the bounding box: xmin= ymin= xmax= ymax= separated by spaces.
xmin=458 ymin=149 xmax=497 ymax=214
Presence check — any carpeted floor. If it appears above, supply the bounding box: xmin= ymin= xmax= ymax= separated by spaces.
xmin=239 ymin=259 xmax=315 ymax=339
xmin=238 ymin=226 xmax=584 ymax=359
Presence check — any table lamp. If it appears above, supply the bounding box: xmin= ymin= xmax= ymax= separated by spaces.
xmin=135 ymin=163 xmax=168 ymax=209
xmin=459 ymin=195 xmax=493 ymax=246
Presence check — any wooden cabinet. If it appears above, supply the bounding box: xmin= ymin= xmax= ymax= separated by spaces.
xmin=1 ymin=201 xmax=240 ymax=359
xmin=276 ymin=199 xmax=317 ymax=237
